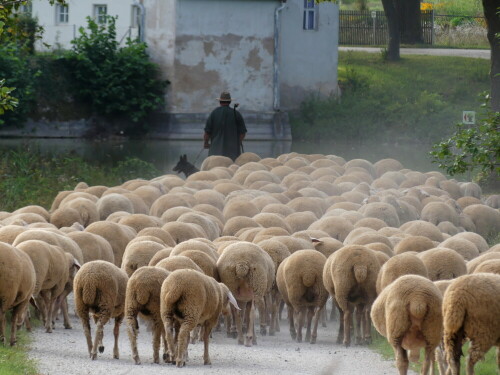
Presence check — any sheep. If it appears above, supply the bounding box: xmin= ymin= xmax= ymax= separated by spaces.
xmin=156 ymin=255 xmax=204 ymax=273
xmin=216 ymin=242 xmax=274 ymax=346
xmin=463 ymin=204 xmax=500 ymax=239
xmin=121 ymin=240 xmax=166 ymax=277
xmin=442 ymin=273 xmax=500 ymax=375
xmin=400 ymin=220 xmax=444 ymax=242
xmin=375 ymin=252 xmax=429 ymax=294
xmin=473 ymin=259 xmax=500 ymax=275
xmin=125 ymin=266 xmax=170 ymax=364
xmin=149 ymin=194 xmax=192 ymax=218
xmin=96 ymin=193 xmax=134 ymax=220
xmin=322 ymin=245 xmax=381 ymax=346
xmin=311 ymin=237 xmax=344 ymax=258
xmin=132 ymin=185 xmax=163 ymax=209
xmin=371 ymin=275 xmax=443 ymax=375
xmin=12 ymin=205 xmax=50 ymax=221
xmin=457 ymin=196 xmax=482 ymax=209
xmin=73 ymin=260 xmax=128 ymax=360
xmin=136 ymin=227 xmax=176 ymax=247
xmin=452 ymin=231 xmax=489 ymax=253
xmin=308 ymin=216 xmax=354 ymax=242
xmin=177 ymin=212 xmax=220 ymax=240
xmin=358 ymin=202 xmax=401 ymax=227
xmin=485 ymin=194 xmax=500 ymax=209
xmin=85 ymin=221 xmax=136 ymax=267
xmin=162 ymin=221 xmax=207 ymax=244
xmin=421 ymin=201 xmax=460 ymax=227
xmin=200 ymin=155 xmax=233 ymax=170
xmin=160 ymin=268 xmax=240 ymax=367
xmin=276 ymin=250 xmax=328 ymax=344
xmin=393 ymin=235 xmax=438 ymax=255
xmin=67 ymin=231 xmax=115 ymax=264
xmin=222 ymin=199 xmax=259 ymax=221
xmin=16 ymin=240 xmax=74 ymax=333
xmin=0 ymin=242 xmax=36 ymax=346
xmin=287 ymin=196 xmax=325 ymax=218
xmin=117 ymin=213 xmax=162 ymax=233
xmin=417 ymin=247 xmax=467 ymax=281
xmin=285 ymin=212 xmax=317 ymax=233
xmin=0 ymin=224 xmax=27 ymax=244
xmin=374 ymin=158 xmax=404 ymax=177
xmin=273 ymin=235 xmax=315 ymax=253
xmin=62 ymin=197 xmax=99 ymax=226
xmin=440 ymin=237 xmax=480 ymax=261
xmin=355 ymin=217 xmax=388 ymax=230
xmin=160 ymin=206 xmax=192 ymax=222
xmin=349 ymin=232 xmax=394 ymax=250
xmin=467 ymin=252 xmax=500 ymax=273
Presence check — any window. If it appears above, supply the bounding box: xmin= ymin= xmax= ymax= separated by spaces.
xmin=131 ymin=5 xmax=140 ymax=28
xmin=18 ymin=2 xmax=32 ymax=16
xmin=93 ymin=5 xmax=107 ymax=24
xmin=303 ymin=0 xmax=317 ymax=30
xmin=56 ymin=4 xmax=69 ymax=24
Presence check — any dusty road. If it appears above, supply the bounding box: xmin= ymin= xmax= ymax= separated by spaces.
xmin=29 ymin=297 xmax=413 ymax=375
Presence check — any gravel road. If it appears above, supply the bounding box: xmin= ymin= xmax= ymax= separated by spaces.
xmin=29 ymin=297 xmax=413 ymax=375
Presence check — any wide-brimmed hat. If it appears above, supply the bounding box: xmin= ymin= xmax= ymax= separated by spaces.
xmin=216 ymin=91 xmax=232 ymax=102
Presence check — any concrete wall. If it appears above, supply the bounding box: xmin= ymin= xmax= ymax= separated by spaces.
xmin=280 ymin=0 xmax=339 ymax=109
xmin=168 ymin=0 xmax=278 ymax=114
xmin=31 ymin=0 xmax=138 ymax=51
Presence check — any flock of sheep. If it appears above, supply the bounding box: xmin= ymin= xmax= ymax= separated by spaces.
xmin=0 ymin=151 xmax=499 ymax=375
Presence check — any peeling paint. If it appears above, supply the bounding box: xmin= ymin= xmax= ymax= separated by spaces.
xmin=246 ymin=47 xmax=262 ymax=71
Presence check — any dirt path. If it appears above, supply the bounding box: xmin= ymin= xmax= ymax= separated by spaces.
xmin=339 ymin=46 xmax=490 ymax=59
xmin=29 ymin=297 xmax=414 ymax=375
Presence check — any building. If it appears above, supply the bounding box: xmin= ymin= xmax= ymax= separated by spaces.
xmin=29 ymin=0 xmax=339 ymax=140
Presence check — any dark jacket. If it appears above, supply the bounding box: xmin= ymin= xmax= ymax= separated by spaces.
xmin=204 ymin=105 xmax=247 ymax=161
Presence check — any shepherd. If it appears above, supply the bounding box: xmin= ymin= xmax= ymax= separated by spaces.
xmin=203 ymin=91 xmax=247 ymax=161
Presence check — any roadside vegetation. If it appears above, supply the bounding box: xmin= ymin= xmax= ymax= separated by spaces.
xmin=0 ymin=147 xmax=160 ymax=212
xmin=0 ymin=318 xmax=38 ymax=375
xmin=291 ymin=51 xmax=490 ymax=142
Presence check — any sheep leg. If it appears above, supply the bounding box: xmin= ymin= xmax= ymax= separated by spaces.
xmin=112 ymin=316 xmax=122 ymax=359
xmin=354 ymin=305 xmax=363 ymax=345
xmin=364 ymin=306 xmax=372 ymax=344
xmin=0 ymin=309 xmax=5 ymax=346
xmin=321 ymin=307 xmax=327 ymax=328
xmin=343 ymin=306 xmax=353 ymax=347
xmin=421 ymin=345 xmax=434 ymax=375
xmin=444 ymin=329 xmax=464 ymax=375
xmin=164 ymin=317 xmax=176 ymax=364
xmin=255 ymin=296 xmax=266 ymax=336
xmin=91 ymin=319 xmax=105 ymax=360
xmin=151 ymin=322 xmax=162 ymax=364
xmin=202 ymin=322 xmax=215 ymax=365
xmin=311 ymin=307 xmax=322 ymax=344
xmin=394 ymin=343 xmax=409 ymax=375
xmin=294 ymin=307 xmax=304 ymax=343
xmin=40 ymin=292 xmax=52 ymax=332
xmin=126 ymin=313 xmax=141 ymax=365
xmin=304 ymin=307 xmax=314 ymax=343
xmin=244 ymin=300 xmax=256 ymax=347
xmin=60 ymin=296 xmax=72 ymax=329
xmin=233 ymin=304 xmax=244 ymax=345
xmin=269 ymin=290 xmax=279 ymax=336
xmin=287 ymin=304 xmax=296 ymax=340
xmin=435 ymin=344 xmax=447 ymax=375
xmin=79 ymin=308 xmax=93 ymax=357
xmin=176 ymin=322 xmax=194 ymax=367
xmin=466 ymin=339 xmax=487 ymax=375
xmin=161 ymin=330 xmax=169 ymax=363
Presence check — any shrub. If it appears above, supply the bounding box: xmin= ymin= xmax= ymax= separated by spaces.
xmin=64 ymin=16 xmax=168 ymax=135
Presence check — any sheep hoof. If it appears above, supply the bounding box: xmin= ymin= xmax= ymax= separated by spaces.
xmin=296 ymin=337 xmax=302 ymax=343
xmin=176 ymin=361 xmax=185 ymax=368
xmin=204 ymin=359 xmax=211 ymax=365
xmin=344 ymin=342 xmax=350 ymax=348
xmin=230 ymin=331 xmax=238 ymax=339
xmin=238 ymin=338 xmax=244 ymax=345
xmin=91 ymin=353 xmax=97 ymax=360
xmin=310 ymin=337 xmax=317 ymax=344
xmin=260 ymin=327 xmax=267 ymax=336
xmin=99 ymin=345 xmax=105 ymax=353
xmin=134 ymin=357 xmax=141 ymax=365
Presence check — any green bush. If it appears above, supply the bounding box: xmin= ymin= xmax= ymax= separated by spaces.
xmin=0 ymin=44 xmax=35 ymax=127
xmin=64 ymin=16 xmax=168 ymax=135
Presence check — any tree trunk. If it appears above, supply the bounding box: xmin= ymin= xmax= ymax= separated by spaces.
xmin=482 ymin=0 xmax=500 ymax=112
xmin=400 ymin=0 xmax=423 ymax=44
xmin=381 ymin=0 xmax=400 ymax=60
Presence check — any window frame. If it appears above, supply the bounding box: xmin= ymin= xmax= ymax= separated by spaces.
xmin=93 ymin=4 xmax=108 ymax=24
xmin=303 ymin=0 xmax=318 ymax=31
xmin=131 ymin=5 xmax=140 ymax=28
xmin=55 ymin=4 xmax=69 ymax=25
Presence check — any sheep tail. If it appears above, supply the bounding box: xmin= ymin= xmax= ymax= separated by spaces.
xmin=408 ymin=296 xmax=427 ymax=322
xmin=81 ymin=280 xmax=98 ymax=306
xmin=443 ymin=293 xmax=466 ymax=335
xmin=135 ymin=289 xmax=150 ymax=306
xmin=235 ymin=263 xmax=249 ymax=279
xmin=302 ymin=273 xmax=316 ymax=288
xmin=353 ymin=264 xmax=367 ymax=284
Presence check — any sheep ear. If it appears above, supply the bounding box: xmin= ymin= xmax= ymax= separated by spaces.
xmin=74 ymin=258 xmax=81 ymax=270
xmin=226 ymin=290 xmax=240 ymax=310
xmin=311 ymin=237 xmax=322 ymax=246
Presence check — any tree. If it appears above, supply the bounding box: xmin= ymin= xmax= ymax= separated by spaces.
xmin=400 ymin=0 xmax=423 ymax=44
xmin=431 ymin=94 xmax=500 ymax=177
xmin=482 ymin=0 xmax=500 ymax=111
xmin=381 ymin=0 xmax=400 ymax=60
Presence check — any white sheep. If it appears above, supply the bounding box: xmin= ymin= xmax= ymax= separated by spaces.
xmin=160 ymin=268 xmax=239 ymax=366
xmin=73 ymin=260 xmax=128 ymax=360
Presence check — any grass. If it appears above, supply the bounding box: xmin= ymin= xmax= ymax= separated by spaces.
xmin=340 ymin=0 xmax=483 ymax=15
xmin=291 ymin=51 xmax=490 ymax=142
xmin=0 ymin=145 xmax=161 ymax=212
xmin=0 ymin=317 xmax=38 ymax=375
xmin=371 ymin=331 xmax=498 ymax=375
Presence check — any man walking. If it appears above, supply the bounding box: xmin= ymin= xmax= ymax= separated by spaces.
xmin=204 ymin=91 xmax=247 ymax=161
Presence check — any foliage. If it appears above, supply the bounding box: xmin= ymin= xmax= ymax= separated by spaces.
xmin=431 ymin=93 xmax=500 ymax=176
xmin=0 ymin=43 xmax=35 ymax=127
xmin=291 ymin=51 xmax=490 ymax=142
xmin=0 ymin=319 xmax=38 ymax=375
xmin=0 ymin=79 xmax=18 ymax=114
xmin=64 ymin=16 xmax=167 ymax=132
xmin=0 ymin=146 xmax=161 ymax=211
xmin=0 ymin=13 xmax=44 ymax=54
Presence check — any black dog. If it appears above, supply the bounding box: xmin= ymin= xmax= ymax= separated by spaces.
xmin=173 ymin=154 xmax=199 ymax=178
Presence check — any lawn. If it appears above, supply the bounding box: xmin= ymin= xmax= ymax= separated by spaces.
xmin=291 ymin=51 xmax=490 ymax=142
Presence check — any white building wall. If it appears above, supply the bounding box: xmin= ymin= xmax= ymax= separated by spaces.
xmin=280 ymin=0 xmax=339 ymax=109
xmin=30 ymin=0 xmax=138 ymax=51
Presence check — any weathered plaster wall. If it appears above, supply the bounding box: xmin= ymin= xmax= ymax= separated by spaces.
xmin=170 ymin=0 xmax=278 ymax=113
xmin=280 ymin=0 xmax=339 ymax=110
